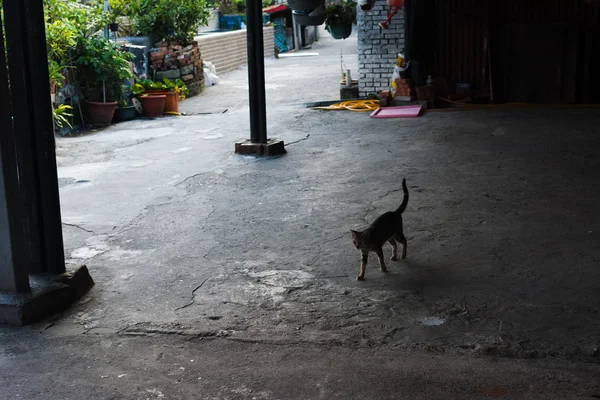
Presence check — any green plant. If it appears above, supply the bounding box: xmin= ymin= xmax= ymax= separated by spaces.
xmin=48 ymin=59 xmax=65 ymax=89
xmin=131 ymin=0 xmax=210 ymax=44
xmin=131 ymin=78 xmax=189 ymax=99
xmin=108 ymin=0 xmax=132 ymax=23
xmin=219 ymin=0 xmax=245 ymax=14
xmin=164 ymin=78 xmax=189 ymax=99
xmin=325 ymin=0 xmax=355 ymax=29
xmin=52 ymin=104 xmax=73 ymax=128
xmin=75 ymin=35 xmax=134 ymax=102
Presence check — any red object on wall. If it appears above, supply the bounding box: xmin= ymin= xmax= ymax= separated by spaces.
xmin=387 ymin=0 xmax=404 ymax=8
xmin=380 ymin=0 xmax=404 ymax=29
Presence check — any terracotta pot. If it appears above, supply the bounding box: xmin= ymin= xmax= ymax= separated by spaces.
xmin=87 ymin=101 xmax=117 ymax=127
xmin=163 ymin=92 xmax=179 ymax=114
xmin=139 ymin=95 xmax=166 ymax=118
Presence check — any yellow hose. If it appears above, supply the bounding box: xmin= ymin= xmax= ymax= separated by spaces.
xmin=312 ymin=100 xmax=380 ymax=112
xmin=312 ymin=97 xmax=600 ymax=113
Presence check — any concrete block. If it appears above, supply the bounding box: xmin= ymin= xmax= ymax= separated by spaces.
xmin=235 ymin=139 xmax=286 ymax=156
xmin=0 ymin=265 xmax=94 ymax=326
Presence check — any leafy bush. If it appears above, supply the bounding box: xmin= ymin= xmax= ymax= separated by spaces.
xmin=75 ymin=35 xmax=134 ymax=101
xmin=131 ymin=0 xmax=210 ymax=44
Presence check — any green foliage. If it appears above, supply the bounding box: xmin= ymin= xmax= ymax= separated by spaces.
xmin=325 ymin=0 xmax=355 ymax=27
xmin=108 ymin=0 xmax=133 ymax=22
xmin=131 ymin=78 xmax=189 ymax=99
xmin=130 ymin=0 xmax=210 ymax=44
xmin=52 ymin=104 xmax=73 ymax=129
xmin=75 ymin=35 xmax=134 ymax=101
xmin=218 ymin=0 xmax=245 ymax=14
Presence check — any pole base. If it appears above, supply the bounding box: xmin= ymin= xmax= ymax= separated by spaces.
xmin=0 ymin=265 xmax=94 ymax=326
xmin=235 ymin=139 xmax=287 ymax=156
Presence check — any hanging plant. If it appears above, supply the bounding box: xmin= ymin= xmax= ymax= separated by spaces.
xmin=325 ymin=0 xmax=355 ymax=40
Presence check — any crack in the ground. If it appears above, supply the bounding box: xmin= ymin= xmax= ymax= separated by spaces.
xmin=62 ymin=222 xmax=97 ymax=235
xmin=286 ymin=133 xmax=310 ymax=146
xmin=174 ymin=277 xmax=211 ymax=312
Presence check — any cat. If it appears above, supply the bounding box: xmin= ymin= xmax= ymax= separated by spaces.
xmin=351 ymin=178 xmax=409 ymax=281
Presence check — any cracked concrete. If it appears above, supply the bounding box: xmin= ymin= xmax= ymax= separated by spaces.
xmin=2 ymin=27 xmax=600 ymax=398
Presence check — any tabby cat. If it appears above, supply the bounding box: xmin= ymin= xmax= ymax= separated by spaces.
xmin=351 ymin=178 xmax=409 ymax=280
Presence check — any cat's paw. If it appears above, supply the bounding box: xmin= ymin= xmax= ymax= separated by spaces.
xmin=390 ymin=256 xmax=398 ymax=261
xmin=357 ymin=275 xmax=365 ymax=281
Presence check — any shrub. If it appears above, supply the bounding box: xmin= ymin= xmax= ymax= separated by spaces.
xmin=75 ymin=35 xmax=134 ymax=101
xmin=131 ymin=0 xmax=210 ymax=44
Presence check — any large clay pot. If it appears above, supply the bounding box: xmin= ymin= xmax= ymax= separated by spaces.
xmin=87 ymin=101 xmax=117 ymax=127
xmin=163 ymin=92 xmax=179 ymax=114
xmin=288 ymin=0 xmax=321 ymax=11
xmin=292 ymin=10 xmax=326 ymax=26
xmin=142 ymin=90 xmax=179 ymax=114
xmin=139 ymin=95 xmax=166 ymax=118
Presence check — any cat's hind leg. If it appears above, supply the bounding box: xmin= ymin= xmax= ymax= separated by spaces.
xmin=376 ymin=248 xmax=387 ymax=272
xmin=395 ymin=231 xmax=407 ymax=260
xmin=357 ymin=250 xmax=369 ymax=281
xmin=388 ymin=238 xmax=398 ymax=261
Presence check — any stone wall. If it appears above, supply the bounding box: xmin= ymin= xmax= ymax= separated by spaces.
xmin=357 ymin=5 xmax=405 ymax=96
xmin=148 ymin=41 xmax=205 ymax=97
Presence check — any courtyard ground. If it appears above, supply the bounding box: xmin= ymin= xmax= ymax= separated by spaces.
xmin=1 ymin=29 xmax=600 ymax=399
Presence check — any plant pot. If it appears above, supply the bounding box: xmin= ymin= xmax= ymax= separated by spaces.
xmin=139 ymin=95 xmax=166 ymax=118
xmin=87 ymin=101 xmax=117 ymax=127
xmin=327 ymin=22 xmax=353 ymax=40
xmin=288 ymin=0 xmax=321 ymax=11
xmin=163 ymin=92 xmax=179 ymax=114
xmin=113 ymin=105 xmax=137 ymax=122
xmin=292 ymin=10 xmax=326 ymax=26
xmin=109 ymin=23 xmax=119 ymax=32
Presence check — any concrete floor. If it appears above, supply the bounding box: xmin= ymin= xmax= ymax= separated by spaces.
xmin=2 ymin=29 xmax=600 ymax=398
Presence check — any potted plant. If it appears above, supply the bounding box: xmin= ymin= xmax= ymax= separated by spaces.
xmin=131 ymin=78 xmax=188 ymax=115
xmin=113 ymin=89 xmax=137 ymax=122
xmin=52 ymin=103 xmax=73 ymax=133
xmin=75 ymin=35 xmax=134 ymax=126
xmin=108 ymin=0 xmax=130 ymax=32
xmin=325 ymin=0 xmax=355 ymax=40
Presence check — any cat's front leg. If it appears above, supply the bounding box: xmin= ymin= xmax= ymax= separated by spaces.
xmin=357 ymin=251 xmax=368 ymax=280
xmin=376 ymin=248 xmax=387 ymax=272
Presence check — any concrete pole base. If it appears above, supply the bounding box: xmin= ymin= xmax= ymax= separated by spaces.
xmin=0 ymin=265 xmax=94 ymax=326
xmin=235 ymin=139 xmax=287 ymax=156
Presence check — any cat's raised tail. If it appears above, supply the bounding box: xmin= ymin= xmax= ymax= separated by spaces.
xmin=396 ymin=178 xmax=409 ymax=214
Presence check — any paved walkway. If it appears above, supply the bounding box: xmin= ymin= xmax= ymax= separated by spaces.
xmin=2 ymin=28 xmax=600 ymax=399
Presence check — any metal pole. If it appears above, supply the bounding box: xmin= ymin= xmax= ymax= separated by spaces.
xmin=245 ymin=0 xmax=267 ymax=144
xmin=4 ymin=0 xmax=67 ymax=274
xmin=0 ymin=16 xmax=31 ymax=292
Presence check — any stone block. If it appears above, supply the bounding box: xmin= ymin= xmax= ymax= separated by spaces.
xmin=156 ymin=69 xmax=181 ymax=80
xmin=187 ymin=81 xmax=205 ymax=97
xmin=180 ymin=64 xmax=194 ymax=76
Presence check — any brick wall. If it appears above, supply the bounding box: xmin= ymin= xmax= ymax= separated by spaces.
xmin=194 ymin=26 xmax=275 ymax=75
xmin=357 ymin=5 xmax=405 ymax=96
xmin=149 ymin=41 xmax=205 ymax=97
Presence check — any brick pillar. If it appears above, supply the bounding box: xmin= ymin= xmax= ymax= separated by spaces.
xmin=357 ymin=4 xmax=405 ymax=97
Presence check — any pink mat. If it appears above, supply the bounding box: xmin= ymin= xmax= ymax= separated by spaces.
xmin=369 ymin=105 xmax=423 ymax=118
